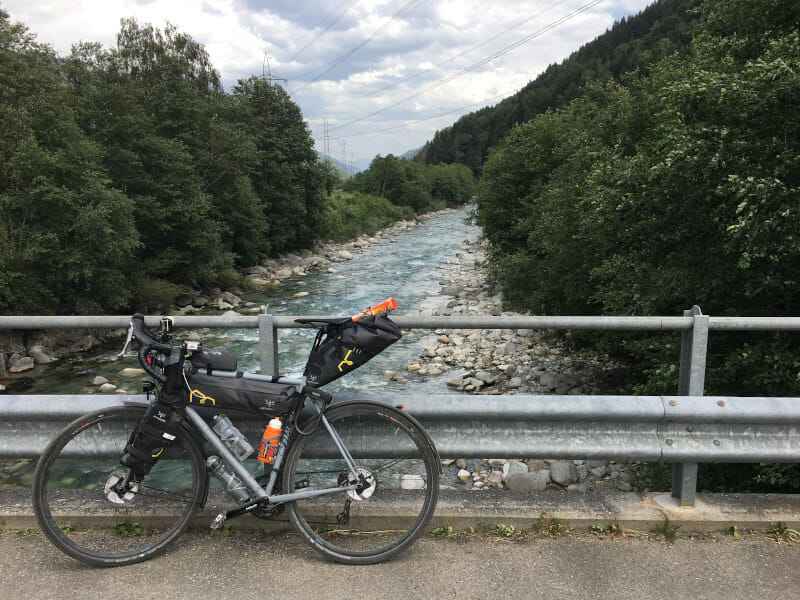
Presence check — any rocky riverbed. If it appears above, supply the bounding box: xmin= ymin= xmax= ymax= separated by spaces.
xmin=387 ymin=234 xmax=644 ymax=494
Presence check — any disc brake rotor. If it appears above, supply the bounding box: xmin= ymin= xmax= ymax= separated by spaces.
xmin=104 ymin=470 xmax=139 ymax=505
xmin=345 ymin=466 xmax=376 ymax=501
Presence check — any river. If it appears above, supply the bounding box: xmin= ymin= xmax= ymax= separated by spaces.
xmin=11 ymin=207 xmax=480 ymax=397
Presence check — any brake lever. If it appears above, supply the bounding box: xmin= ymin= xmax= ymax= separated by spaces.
xmin=112 ymin=324 xmax=134 ymax=360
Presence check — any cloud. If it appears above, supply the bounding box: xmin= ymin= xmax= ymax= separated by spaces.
xmin=3 ymin=0 xmax=654 ymax=163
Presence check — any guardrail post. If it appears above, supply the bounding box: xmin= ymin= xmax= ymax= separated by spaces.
xmin=258 ymin=306 xmax=279 ymax=376
xmin=672 ymin=305 xmax=709 ymax=506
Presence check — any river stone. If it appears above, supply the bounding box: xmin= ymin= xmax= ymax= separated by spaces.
xmin=28 ymin=345 xmax=54 ymax=364
xmin=70 ymin=335 xmax=96 ymax=353
xmin=293 ymin=291 xmax=309 ymax=298
xmin=338 ymin=250 xmax=354 ymax=260
xmin=399 ymin=474 xmax=425 ymax=490
xmin=457 ymin=469 xmax=471 ymax=481
xmin=98 ymin=383 xmax=117 ymax=393
xmin=9 ymin=356 xmax=34 ymax=373
xmin=549 ymin=461 xmax=578 ymax=486
xmin=475 ymin=371 xmax=497 ymax=385
xmin=502 ymin=460 xmax=528 ymax=482
xmin=505 ymin=473 xmax=547 ymax=492
xmin=441 ymin=284 xmax=461 ymax=297
xmin=92 ymin=376 xmax=109 ymax=386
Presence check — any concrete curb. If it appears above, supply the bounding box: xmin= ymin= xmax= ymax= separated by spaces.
xmin=3 ymin=489 xmax=799 ymax=533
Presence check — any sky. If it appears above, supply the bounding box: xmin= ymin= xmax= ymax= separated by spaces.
xmin=2 ymin=0 xmax=655 ymax=168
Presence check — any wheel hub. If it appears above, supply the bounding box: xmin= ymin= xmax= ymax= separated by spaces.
xmin=345 ymin=466 xmax=376 ymax=501
xmin=104 ymin=470 xmax=139 ymax=505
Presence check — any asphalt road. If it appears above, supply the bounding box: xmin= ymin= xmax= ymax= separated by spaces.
xmin=2 ymin=529 xmax=799 ymax=600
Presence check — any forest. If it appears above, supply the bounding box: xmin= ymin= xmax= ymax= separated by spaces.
xmin=477 ymin=0 xmax=800 ymax=402
xmin=415 ymin=0 xmax=701 ymax=175
xmin=0 ymin=11 xmax=474 ymax=316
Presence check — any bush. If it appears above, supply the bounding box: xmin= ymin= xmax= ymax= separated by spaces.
xmin=317 ymin=191 xmax=413 ymax=242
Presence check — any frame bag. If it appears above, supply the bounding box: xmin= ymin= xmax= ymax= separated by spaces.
xmin=184 ymin=371 xmax=298 ymax=418
xmin=304 ymin=314 xmax=402 ymax=386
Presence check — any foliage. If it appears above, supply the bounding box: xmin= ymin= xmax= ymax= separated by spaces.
xmin=113 ymin=520 xmax=142 ymax=538
xmin=478 ymin=0 xmax=800 ymax=400
xmin=0 ymin=11 xmax=139 ymax=314
xmin=494 ymin=523 xmax=515 ymax=538
xmin=355 ymin=155 xmax=475 ymax=213
xmin=768 ymin=522 xmax=800 ymax=545
xmin=417 ymin=0 xmax=701 ymax=174
xmin=317 ymin=191 xmax=414 ymax=242
xmin=650 ymin=516 xmax=680 ymax=543
xmin=0 ymin=12 xmax=357 ymax=315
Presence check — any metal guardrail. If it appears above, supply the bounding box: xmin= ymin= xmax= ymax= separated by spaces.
xmin=2 ymin=306 xmax=800 ymax=506
xmin=4 ymin=393 xmax=800 ymax=462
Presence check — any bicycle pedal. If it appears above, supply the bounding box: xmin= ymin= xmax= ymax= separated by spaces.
xmin=210 ymin=513 xmax=226 ymax=530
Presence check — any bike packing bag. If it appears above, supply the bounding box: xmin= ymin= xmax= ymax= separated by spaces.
xmin=303 ymin=314 xmax=402 ymax=387
xmin=190 ymin=347 xmax=237 ymax=374
xmin=120 ymin=399 xmax=183 ymax=479
xmin=184 ymin=371 xmax=299 ymax=418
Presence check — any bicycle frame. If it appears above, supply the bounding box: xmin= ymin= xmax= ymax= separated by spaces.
xmin=180 ymin=376 xmax=364 ymax=508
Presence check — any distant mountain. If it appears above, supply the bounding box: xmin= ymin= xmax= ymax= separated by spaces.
xmin=398 ymin=146 xmax=424 ymax=160
xmin=415 ymin=0 xmax=700 ymax=174
xmin=317 ymin=153 xmax=360 ymax=176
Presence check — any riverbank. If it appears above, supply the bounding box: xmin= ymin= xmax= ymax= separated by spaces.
xmin=396 ymin=234 xmax=643 ymax=494
xmin=0 ymin=209 xmax=458 ymax=388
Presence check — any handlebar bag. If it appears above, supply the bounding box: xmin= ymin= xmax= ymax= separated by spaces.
xmin=184 ymin=371 xmax=299 ymax=418
xmin=303 ymin=314 xmax=402 ymax=387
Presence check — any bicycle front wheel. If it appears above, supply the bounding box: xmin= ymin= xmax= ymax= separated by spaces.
xmin=282 ymin=401 xmax=439 ymax=564
xmin=32 ymin=406 xmax=208 ymax=567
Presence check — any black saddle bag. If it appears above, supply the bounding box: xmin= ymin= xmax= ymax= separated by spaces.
xmin=303 ymin=314 xmax=402 ymax=387
xmin=184 ymin=371 xmax=299 ymax=418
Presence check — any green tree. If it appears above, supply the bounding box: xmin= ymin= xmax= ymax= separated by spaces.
xmin=0 ymin=10 xmax=139 ymax=314
xmin=232 ymin=77 xmax=325 ymax=256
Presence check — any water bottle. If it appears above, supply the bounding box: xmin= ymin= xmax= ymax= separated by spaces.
xmin=206 ymin=455 xmax=251 ymax=503
xmin=258 ymin=418 xmax=282 ymax=464
xmin=212 ymin=414 xmax=254 ymax=462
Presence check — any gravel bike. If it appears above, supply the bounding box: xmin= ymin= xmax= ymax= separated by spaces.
xmin=32 ymin=311 xmax=440 ymax=567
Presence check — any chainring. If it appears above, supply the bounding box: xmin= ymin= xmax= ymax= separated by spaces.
xmin=251 ymin=474 xmax=285 ymax=520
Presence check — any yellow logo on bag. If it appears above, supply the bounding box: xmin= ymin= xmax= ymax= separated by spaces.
xmin=189 ymin=389 xmax=216 ymax=406
xmin=337 ymin=348 xmax=363 ymax=372
xmin=338 ymin=349 xmax=354 ymax=372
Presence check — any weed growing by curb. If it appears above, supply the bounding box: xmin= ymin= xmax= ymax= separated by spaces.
xmin=768 ymin=521 xmax=800 ymax=544
xmin=650 ymin=516 xmax=680 ymax=543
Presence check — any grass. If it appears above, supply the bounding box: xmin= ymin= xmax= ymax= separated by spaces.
xmin=767 ymin=521 xmax=800 ymax=545
xmin=650 ymin=515 xmax=681 ymax=543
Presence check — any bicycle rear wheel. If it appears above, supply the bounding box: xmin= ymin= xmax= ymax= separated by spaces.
xmin=282 ymin=401 xmax=439 ymax=564
xmin=32 ymin=405 xmax=208 ymax=567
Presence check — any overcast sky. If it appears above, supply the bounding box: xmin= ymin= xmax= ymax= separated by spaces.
xmin=3 ymin=0 xmax=654 ymax=167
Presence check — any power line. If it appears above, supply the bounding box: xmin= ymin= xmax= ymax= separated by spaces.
xmin=335 ymin=0 xmax=606 ymax=131
xmin=351 ymin=0 xmax=568 ymax=102
xmin=292 ymin=0 xmax=422 ymax=95
xmin=287 ymin=0 xmax=356 ymax=62
xmin=341 ymin=88 xmax=520 ymax=138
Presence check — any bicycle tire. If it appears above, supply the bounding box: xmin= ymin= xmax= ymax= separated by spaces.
xmin=282 ymin=401 xmax=439 ymax=564
xmin=32 ymin=405 xmax=208 ymax=567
